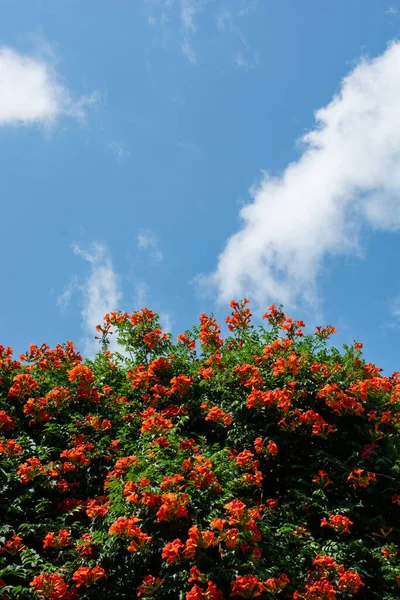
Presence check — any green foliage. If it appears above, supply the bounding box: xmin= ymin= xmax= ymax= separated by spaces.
xmin=0 ymin=301 xmax=399 ymax=599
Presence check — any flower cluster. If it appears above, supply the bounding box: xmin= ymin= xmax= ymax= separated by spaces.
xmin=0 ymin=301 xmax=398 ymax=599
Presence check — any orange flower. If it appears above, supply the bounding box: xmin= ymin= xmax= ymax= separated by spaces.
xmin=86 ymin=496 xmax=109 ymax=518
xmin=348 ymin=469 xmax=376 ymax=489
xmin=186 ymin=581 xmax=223 ymax=600
xmin=338 ymin=570 xmax=364 ymax=594
xmin=312 ymin=470 xmax=333 ymax=488
xmin=17 ymin=457 xmax=45 ymax=483
xmin=202 ymin=404 xmax=232 ymax=426
xmin=8 ymin=373 xmax=39 ymax=397
xmin=264 ymin=574 xmax=290 ymax=593
xmin=141 ymin=410 xmax=173 ymax=435
xmin=156 ymin=493 xmax=189 ymax=522
xmin=262 ymin=305 xmax=286 ymax=326
xmin=170 ymin=374 xmax=193 ymax=396
xmin=76 ymin=533 xmax=96 ymax=557
xmin=253 ymin=437 xmax=278 ymax=456
xmin=60 ymin=445 xmax=90 ymax=467
xmin=312 ymin=555 xmax=338 ymax=574
xmin=0 ymin=438 xmax=23 ymax=456
xmin=85 ymin=415 xmax=112 ymax=431
xmin=314 ymin=325 xmax=337 ymax=338
xmin=230 ymin=575 xmax=265 ymax=598
xmin=235 ymin=450 xmax=258 ymax=471
xmin=198 ymin=367 xmax=213 ymax=379
xmin=321 ymin=514 xmax=353 ymax=534
xmin=72 ymin=565 xmax=106 ymax=588
xmin=30 ymin=573 xmax=76 ymax=599
xmin=109 ymin=515 xmax=141 ymax=536
xmin=210 ymin=518 xmax=227 ymax=531
xmin=160 ymin=474 xmax=185 ymax=490
xmin=246 ymin=388 xmax=292 ymax=412
xmin=109 ymin=516 xmax=151 ymax=552
xmin=234 ymin=364 xmax=264 ymax=388
xmin=226 ymin=298 xmax=252 ymax=332
xmin=293 ymin=579 xmax=336 ymax=600
xmin=223 ymin=528 xmax=239 ymax=549
xmin=137 ymin=575 xmax=165 ymax=597
xmin=68 ymin=364 xmax=95 ymax=384
xmin=198 ymin=314 xmax=224 ymax=350
xmin=43 ymin=529 xmax=72 ymax=550
xmin=1 ymin=535 xmax=26 ymax=555
xmin=161 ymin=538 xmax=185 ymax=564
xmin=224 ymin=500 xmax=246 ymax=522
xmin=0 ymin=409 xmax=15 ymax=431
xmin=176 ymin=333 xmax=196 ymax=350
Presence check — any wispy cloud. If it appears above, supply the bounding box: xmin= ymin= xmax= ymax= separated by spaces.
xmin=58 ymin=240 xmax=172 ymax=355
xmin=182 ymin=39 xmax=197 ymax=65
xmin=57 ymin=276 xmax=78 ymax=313
xmin=134 ymin=279 xmax=149 ymax=307
xmin=181 ymin=0 xmax=198 ymax=32
xmin=108 ymin=141 xmax=131 ymax=161
xmin=180 ymin=0 xmax=202 ymax=64
xmin=235 ymin=53 xmax=255 ymax=69
xmin=159 ymin=312 xmax=173 ymax=333
xmin=0 ymin=46 xmax=97 ymax=127
xmin=216 ymin=4 xmax=259 ymax=69
xmin=137 ymin=229 xmax=164 ymax=261
xmin=71 ymin=242 xmax=122 ymax=356
xmin=385 ymin=6 xmax=398 ymax=16
xmin=392 ymin=296 xmax=400 ymax=316
xmin=201 ymin=42 xmax=400 ymax=310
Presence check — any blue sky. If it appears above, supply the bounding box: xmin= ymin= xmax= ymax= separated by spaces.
xmin=2 ymin=0 xmax=400 ymax=373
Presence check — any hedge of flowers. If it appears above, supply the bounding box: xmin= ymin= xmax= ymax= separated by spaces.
xmin=0 ymin=299 xmax=399 ymax=599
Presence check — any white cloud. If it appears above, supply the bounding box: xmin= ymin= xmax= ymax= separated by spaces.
xmin=181 ymin=0 xmax=199 ymax=33
xmin=385 ymin=6 xmax=398 ymax=16
xmin=182 ymin=39 xmax=197 ymax=64
xmin=71 ymin=242 xmax=122 ymax=356
xmin=137 ymin=229 xmax=164 ymax=261
xmin=180 ymin=0 xmax=202 ymax=64
xmin=109 ymin=141 xmax=131 ymax=161
xmin=59 ymin=241 xmax=171 ymax=356
xmin=159 ymin=312 xmax=173 ymax=333
xmin=135 ymin=280 xmax=149 ymax=307
xmin=235 ymin=53 xmax=251 ymax=69
xmin=216 ymin=4 xmax=259 ymax=69
xmin=57 ymin=276 xmax=78 ymax=313
xmin=203 ymin=42 xmax=400 ymax=309
xmin=391 ymin=296 xmax=400 ymax=319
xmin=0 ymin=46 xmax=97 ymax=127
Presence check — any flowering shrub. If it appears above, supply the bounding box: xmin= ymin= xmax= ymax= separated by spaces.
xmin=0 ymin=300 xmax=399 ymax=599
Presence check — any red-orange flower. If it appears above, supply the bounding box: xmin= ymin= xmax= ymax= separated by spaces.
xmin=230 ymin=575 xmax=265 ymax=598
xmin=86 ymin=496 xmax=109 ymax=518
xmin=43 ymin=529 xmax=72 ymax=550
xmin=348 ymin=469 xmax=376 ymax=489
xmin=321 ymin=514 xmax=353 ymax=534
xmin=30 ymin=573 xmax=76 ymax=599
xmin=0 ymin=438 xmax=23 ymax=456
xmin=1 ymin=535 xmax=26 ymax=555
xmin=137 ymin=575 xmax=165 ymax=597
xmin=161 ymin=538 xmax=185 ymax=564
xmin=17 ymin=457 xmax=45 ymax=483
xmin=312 ymin=470 xmax=333 ymax=488
xmin=156 ymin=493 xmax=189 ymax=522
xmin=8 ymin=373 xmax=39 ymax=397
xmin=76 ymin=533 xmax=96 ymax=557
xmin=72 ymin=565 xmax=106 ymax=588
